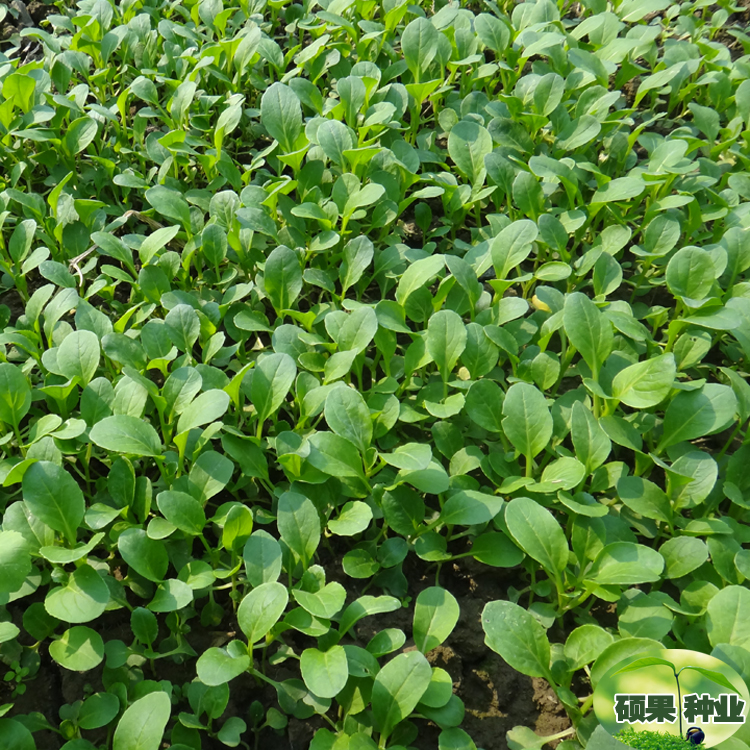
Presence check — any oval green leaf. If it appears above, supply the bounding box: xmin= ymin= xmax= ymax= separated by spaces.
xmin=237 ymin=582 xmax=289 ymax=644
xmin=22 ymin=460 xmax=84 ymax=544
xmin=112 ymin=692 xmax=171 ymax=750
xmin=49 ymin=626 xmax=104 ymax=671
xmin=90 ymin=415 xmax=163 ymax=457
xmin=300 ymin=645 xmax=349 ymax=699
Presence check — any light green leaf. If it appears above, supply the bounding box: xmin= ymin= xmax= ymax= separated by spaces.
xmin=563 ymin=293 xmax=612 ymax=376
xmin=325 ymin=387 xmax=372 ymax=453
xmin=617 ymin=476 xmax=672 ymax=524
xmin=344 ymin=183 xmax=386 ymax=216
xmin=300 ymin=645 xmax=349 ymax=699
xmin=22 ymin=461 xmax=84 ymax=545
xmin=612 ymin=353 xmax=675 ymax=408
xmin=505 ymin=497 xmax=568 ymax=578
xmin=307 ymin=432 xmax=364 ymax=479
xmin=78 ymin=692 xmax=121 ymax=730
xmin=666 ymin=246 xmax=716 ymax=301
xmin=448 ymin=121 xmax=492 ymax=184
xmin=491 ymin=220 xmax=538 ymax=279
xmin=148 ymin=579 xmax=194 ymax=612
xmin=251 ymin=353 xmax=296 ymax=425
xmin=165 ymin=304 xmax=200 ymax=352
xmin=318 ymin=120 xmax=356 ymax=166
xmin=90 ymin=415 xmax=163 ymax=457
xmin=658 ymin=384 xmax=737 ymax=451
xmin=49 ymin=626 xmax=104 ymax=672
xmin=176 ymin=390 xmax=230 ymax=435
xmin=112 ymin=692 xmax=171 ymax=750
xmin=144 ymin=186 xmax=191 ymax=229
xmin=440 ymin=490 xmax=503 ymax=526
xmin=63 ymin=117 xmax=98 ymax=156
xmin=482 ymin=600 xmax=552 ymax=681
xmin=45 ymin=564 xmax=109 ymax=623
xmin=585 ymin=542 xmax=665 ymax=586
xmin=475 ymin=13 xmax=509 ymax=53
xmin=396 ymin=255 xmax=444 ymax=306
xmin=56 ymin=330 xmax=100 ymax=387
xmin=0 ymin=364 xmax=32 ymax=427
xmin=237 ymin=582 xmax=289 ymax=644
xmin=0 ymin=530 xmax=31 ymax=593
xmin=502 ymin=383 xmax=552 ymax=460
xmin=591 ymin=176 xmax=645 ymax=204
xmin=571 ymin=402 xmax=611 ymax=474
xmin=465 ymin=379 xmax=504 ymax=433
xmin=379 ymin=443 xmax=432 ymax=471
xmin=196 ymin=647 xmax=251 ymax=686
xmin=118 ymin=528 xmax=169 ymax=582
xmin=413 ymin=586 xmax=460 ymax=654
xmin=328 ymin=501 xmax=373 ymax=537
xmin=401 ymin=17 xmax=438 ymax=80
xmin=277 ymin=491 xmax=320 ymax=567
xmin=564 ymin=625 xmax=614 ymax=671
xmin=260 ymin=83 xmax=302 ymax=152
xmin=264 ymin=246 xmax=302 ymax=314
xmin=372 ymin=651 xmax=432 ymax=740
xmin=659 ymin=536 xmax=708 ymax=579
xmin=426 ymin=310 xmax=467 ymax=383
xmin=156 ymin=491 xmax=206 ymax=536
xmin=338 ymin=595 xmax=401 ymax=636
xmin=243 ymin=531 xmax=283 ymax=587
xmin=706 ymin=585 xmax=750 ymax=649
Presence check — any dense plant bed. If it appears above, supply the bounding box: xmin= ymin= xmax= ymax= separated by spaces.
xmin=616 ymin=729 xmax=702 ymax=750
xmin=2 ymin=0 xmax=750 ymax=748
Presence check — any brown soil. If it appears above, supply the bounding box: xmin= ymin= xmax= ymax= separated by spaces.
xmin=623 ymin=78 xmax=640 ymax=109
xmin=26 ymin=0 xmax=52 ymax=24
xmin=713 ymin=29 xmax=744 ymax=60
xmin=0 ymin=0 xmax=51 ymax=45
xmin=1 ymin=551 xmax=572 ymax=750
xmin=344 ymin=553 xmax=572 ymax=750
xmin=0 ymin=288 xmax=26 ymax=322
xmin=438 ymin=561 xmax=570 ymax=749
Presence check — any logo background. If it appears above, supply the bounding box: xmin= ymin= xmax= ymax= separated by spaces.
xmin=593 ymin=649 xmax=750 ymax=748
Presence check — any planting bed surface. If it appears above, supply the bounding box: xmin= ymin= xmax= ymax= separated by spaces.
xmin=3 ymin=0 xmax=750 ymax=748
xmin=0 ymin=556 xmax=571 ymax=750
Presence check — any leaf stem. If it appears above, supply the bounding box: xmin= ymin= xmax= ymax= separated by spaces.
xmin=12 ymin=422 xmax=26 ymax=457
